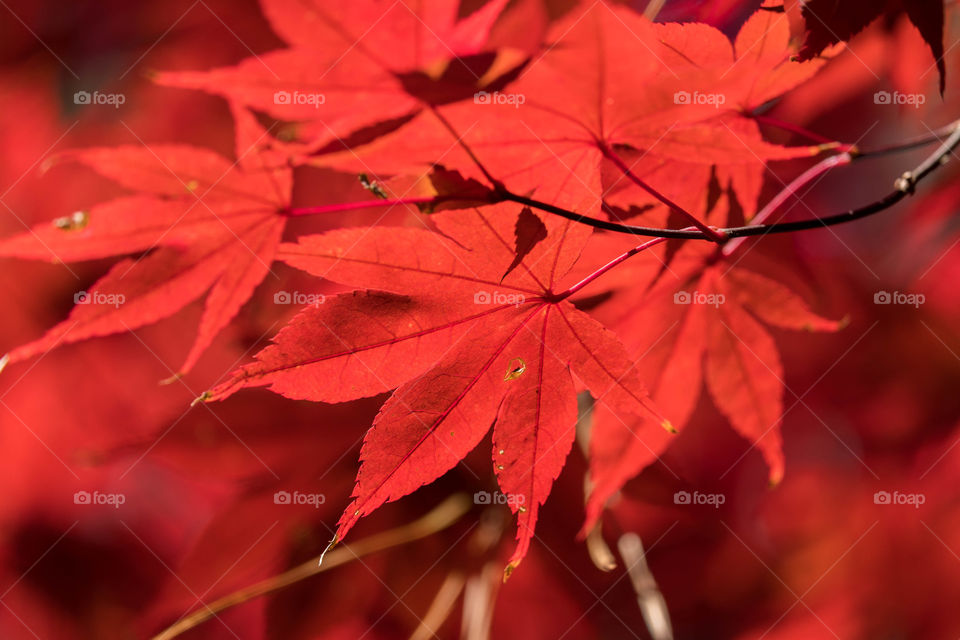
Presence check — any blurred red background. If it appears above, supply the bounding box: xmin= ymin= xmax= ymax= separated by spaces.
xmin=1 ymin=1 xmax=959 ymax=638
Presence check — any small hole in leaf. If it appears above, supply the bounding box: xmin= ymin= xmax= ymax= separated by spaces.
xmin=504 ymin=357 xmax=525 ymax=381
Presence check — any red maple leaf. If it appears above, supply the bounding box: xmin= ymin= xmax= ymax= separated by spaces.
xmin=203 ymin=204 xmax=669 ymax=576
xmin=583 ymin=197 xmax=845 ymax=529
xmin=155 ymin=0 xmax=513 ymax=156
xmin=325 ymin=3 xmax=833 ymax=221
xmin=0 ymin=107 xmax=291 ymax=375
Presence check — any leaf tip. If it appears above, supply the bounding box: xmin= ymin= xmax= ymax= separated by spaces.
xmin=0 ymin=353 xmax=9 ymax=375
xmin=813 ymin=141 xmax=843 ymax=155
xmin=318 ymin=535 xmax=339 ymax=567
xmin=768 ymin=469 xmax=784 ymax=488
xmin=190 ymin=390 xmax=212 ymax=407
xmin=160 ymin=372 xmax=184 ymax=386
xmin=661 ymin=419 xmax=677 ymax=434
xmin=585 ymin=523 xmax=617 ymax=572
xmin=39 ymin=156 xmax=60 ymax=175
xmin=502 ymin=560 xmax=519 ymax=583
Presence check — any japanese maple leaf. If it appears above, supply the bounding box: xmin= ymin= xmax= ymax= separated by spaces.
xmin=202 ymin=204 xmax=667 ymax=576
xmin=326 ymin=2 xmax=832 ymax=220
xmin=156 ymin=0 xmax=512 ymax=156
xmin=790 ymin=0 xmax=946 ymax=91
xmin=583 ymin=200 xmax=844 ymax=530
xmin=0 ymin=108 xmax=290 ymax=375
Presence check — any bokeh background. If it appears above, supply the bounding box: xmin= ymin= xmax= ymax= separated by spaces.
xmin=1 ymin=0 xmax=959 ymax=638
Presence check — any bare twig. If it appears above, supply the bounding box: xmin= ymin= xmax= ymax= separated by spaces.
xmin=503 ymin=118 xmax=960 ymax=241
xmin=619 ymin=533 xmax=673 ymax=640
xmin=721 ymin=151 xmax=853 ymax=256
xmin=410 ymin=571 xmax=466 ymax=640
xmin=151 ymin=494 xmax=472 ymax=640
xmin=461 ymin=562 xmax=500 ymax=640
xmin=600 ymin=143 xmax=727 ymax=242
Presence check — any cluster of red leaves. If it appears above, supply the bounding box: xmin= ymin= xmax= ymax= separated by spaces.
xmin=0 ymin=0 xmax=852 ymax=578
xmin=0 ymin=0 xmax=958 ymax=638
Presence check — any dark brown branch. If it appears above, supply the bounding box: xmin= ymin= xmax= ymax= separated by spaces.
xmin=503 ymin=120 xmax=960 ymax=241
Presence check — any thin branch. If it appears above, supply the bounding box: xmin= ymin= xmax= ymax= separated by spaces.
xmin=505 ymin=119 xmax=960 ymax=241
xmin=751 ymin=113 xmax=839 ymax=146
xmin=555 ymin=236 xmax=669 ymax=300
xmin=284 ymin=196 xmax=438 ymax=216
xmin=751 ymin=115 xmax=959 ymax=158
xmin=619 ymin=533 xmax=674 ymax=640
xmin=151 ymin=494 xmax=472 ymax=640
xmin=721 ymin=151 xmax=853 ymax=256
xmin=461 ymin=562 xmax=500 ymax=640
xmin=854 ymin=120 xmax=960 ymax=158
xmin=409 ymin=571 xmax=466 ymax=640
xmin=600 ymin=143 xmax=727 ymax=242
xmin=278 ymin=119 xmax=960 ymax=245
xmin=503 ymin=191 xmax=699 ymax=237
xmin=643 ymin=0 xmax=667 ymax=20
xmin=729 ymin=121 xmax=960 ymax=236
